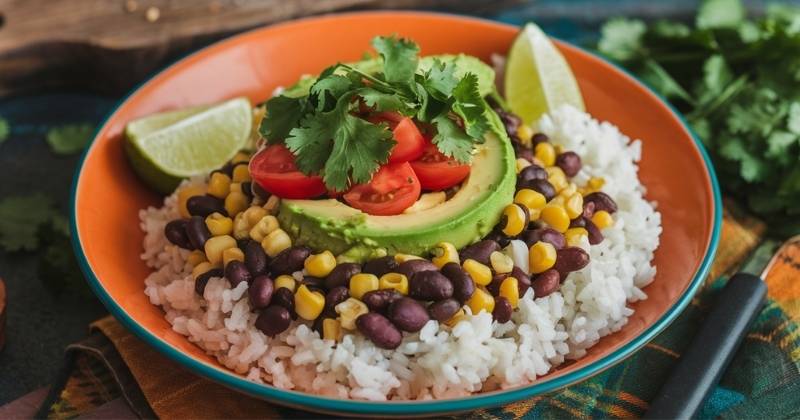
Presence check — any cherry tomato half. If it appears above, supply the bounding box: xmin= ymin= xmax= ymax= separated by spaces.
xmin=343 ymin=162 xmax=421 ymax=216
xmin=410 ymin=143 xmax=471 ymax=191
xmin=249 ymin=144 xmax=327 ymax=199
xmin=365 ymin=112 xmax=426 ymax=163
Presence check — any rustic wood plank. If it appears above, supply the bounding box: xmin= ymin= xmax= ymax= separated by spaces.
xmin=0 ymin=0 xmax=520 ymax=95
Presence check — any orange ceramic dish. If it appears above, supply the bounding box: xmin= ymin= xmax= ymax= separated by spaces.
xmin=71 ymin=12 xmax=721 ymax=416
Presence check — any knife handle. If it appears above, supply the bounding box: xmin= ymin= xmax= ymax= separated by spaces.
xmin=644 ymin=272 xmax=767 ymax=419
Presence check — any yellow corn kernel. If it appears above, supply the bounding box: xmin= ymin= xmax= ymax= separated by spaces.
xmin=501 ymin=204 xmax=528 ymax=236
xmin=534 ymin=142 xmax=556 ymax=167
xmin=261 ymin=229 xmax=292 ymax=257
xmin=463 ymin=259 xmax=492 ymax=286
xmin=529 ymin=208 xmax=542 ymax=222
xmin=335 ymin=297 xmax=369 ymax=330
xmin=232 ymin=213 xmax=250 ymax=240
xmin=554 ymin=144 xmax=564 ymax=155
xmin=394 ymin=253 xmax=423 ymax=263
xmin=305 ymin=250 xmax=337 ymax=278
xmin=187 ymin=250 xmax=207 ymax=267
xmin=444 ymin=308 xmax=466 ymax=327
xmin=177 ymin=185 xmax=206 ymax=218
xmin=243 ymin=206 xmax=268 ymax=227
xmin=546 ymin=166 xmax=568 ymax=192
xmin=322 ymin=318 xmax=343 ymax=342
xmin=559 ymin=183 xmax=578 ymax=198
xmin=588 ymin=176 xmax=605 ymax=191
xmin=432 ymin=242 xmax=459 ymax=268
xmin=466 ymin=287 xmax=495 ymax=315
xmin=229 ymin=182 xmax=243 ymax=194
xmin=294 ymin=285 xmax=325 ymax=321
xmin=541 ymin=204 xmax=570 ymax=233
xmin=349 ymin=273 xmax=379 ymax=300
xmin=274 ymin=275 xmax=297 ymax=292
xmin=379 ymin=273 xmax=409 ymax=295
xmin=517 ymin=125 xmax=534 ymax=146
xmin=207 ymin=172 xmax=232 ymax=199
xmin=231 ymin=152 xmax=250 ymax=164
xmin=205 ymin=212 xmax=233 ymax=236
xmin=249 ymin=215 xmax=279 ymax=242
xmin=222 ymin=247 xmax=244 ymax=267
xmin=232 ymin=164 xmax=252 ymax=183
xmin=499 ymin=277 xmax=520 ymax=308
xmin=204 ymin=235 xmax=236 ymax=265
xmin=515 ymin=158 xmax=531 ymax=174
xmin=529 ymin=241 xmax=557 ymax=274
xmin=592 ymin=210 xmax=614 ymax=229
xmin=565 ymin=227 xmax=588 ymax=247
xmin=514 ymin=189 xmax=547 ymax=211
xmin=224 ymin=191 xmax=249 ymax=217
xmin=263 ymin=195 xmax=281 ymax=214
xmin=192 ymin=261 xmax=217 ymax=280
xmin=548 ymin=195 xmax=566 ymax=208
xmin=565 ymin=192 xmax=584 ymax=220
xmin=490 ymin=251 xmax=514 ymax=274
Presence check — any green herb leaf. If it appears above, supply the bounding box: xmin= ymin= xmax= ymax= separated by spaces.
xmin=598 ymin=18 xmax=646 ymax=62
xmin=371 ymin=36 xmax=419 ymax=85
xmin=788 ymin=102 xmax=800 ymax=134
xmin=324 ymin=112 xmax=395 ymax=191
xmin=432 ymin=114 xmax=474 ymax=163
xmin=0 ymin=118 xmax=9 ymax=145
xmin=260 ymin=95 xmax=307 ymax=142
xmin=285 ymin=115 xmax=335 ymax=175
xmin=697 ymin=0 xmax=745 ymax=29
xmin=421 ymin=59 xmax=459 ymax=99
xmin=451 ymin=73 xmax=490 ymax=140
xmin=46 ymin=123 xmax=94 ymax=155
xmin=0 ymin=194 xmax=63 ymax=252
xmin=357 ymin=87 xmax=412 ymax=113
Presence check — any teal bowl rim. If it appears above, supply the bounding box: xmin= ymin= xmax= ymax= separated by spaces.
xmin=70 ymin=11 xmax=722 ymax=416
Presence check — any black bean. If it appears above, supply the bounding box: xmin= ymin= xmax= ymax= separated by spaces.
xmin=225 ymin=260 xmax=252 ymax=287
xmin=271 ymin=287 xmax=297 ymax=320
xmin=249 ymin=275 xmax=274 ymax=309
xmin=584 ymin=218 xmax=604 ymax=245
xmin=409 ymin=270 xmax=453 ymax=301
xmin=517 ymin=178 xmax=556 ymax=201
xmin=356 ymin=312 xmax=402 ymax=350
xmin=269 ymin=246 xmax=312 ymax=276
xmin=252 ymin=182 xmax=270 ymax=201
xmin=532 ymin=269 xmax=560 ymax=297
xmin=164 ymin=219 xmax=192 ymax=249
xmin=324 ymin=286 xmax=350 ymax=315
xmin=531 ymin=133 xmax=549 ymax=146
xmin=492 ymin=297 xmax=513 ymax=323
xmin=396 ymin=259 xmax=438 ymax=280
xmin=583 ymin=192 xmax=618 ymax=214
xmin=187 ymin=195 xmax=227 ymax=217
xmin=236 ymin=238 xmax=251 ymax=249
xmin=186 ymin=216 xmax=211 ymax=250
xmin=510 ymin=266 xmax=532 ymax=296
xmin=459 ymin=240 xmax=500 ymax=265
xmin=521 ymin=228 xmax=566 ymax=250
xmin=195 ymin=268 xmax=223 ymax=296
xmin=582 ymin=201 xmax=596 ymax=219
xmin=569 ymin=217 xmax=587 ymax=228
xmin=302 ymin=276 xmax=325 ymax=293
xmin=362 ymin=256 xmax=398 ymax=277
xmin=499 ymin=111 xmax=522 ymax=135
xmin=427 ymin=298 xmax=461 ymax=322
xmin=325 ymin=262 xmax=361 ymax=289
xmin=484 ymin=228 xmax=511 ymax=248
xmin=517 ymin=164 xmax=548 ymax=184
xmin=487 ymin=273 xmax=506 ymax=296
xmin=555 ymin=151 xmax=582 ymax=177
xmin=362 ymin=289 xmax=403 ymax=313
xmin=255 ymin=305 xmax=291 ymax=337
xmin=219 ymin=162 xmax=234 ymax=176
xmin=513 ymin=144 xmax=534 ymax=162
xmin=388 ymin=298 xmax=430 ymax=332
xmin=440 ymin=262 xmax=475 ymax=303
xmin=244 ymin=240 xmax=269 ymax=275
xmin=553 ymin=247 xmax=590 ymax=276
xmin=240 ymin=182 xmax=254 ymax=199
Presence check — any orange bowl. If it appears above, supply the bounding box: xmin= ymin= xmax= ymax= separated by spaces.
xmin=71 ymin=12 xmax=721 ymax=416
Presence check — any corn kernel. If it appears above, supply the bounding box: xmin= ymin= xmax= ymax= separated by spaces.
xmin=225 ymin=191 xmax=249 ymax=217
xmin=565 ymin=227 xmax=588 ymax=247
xmin=249 ymin=215 xmax=279 ymax=242
xmin=349 ymin=273 xmax=379 ymax=300
xmin=499 ymin=277 xmax=520 ymax=308
xmin=432 ymin=242 xmax=459 ymax=268
xmin=592 ymin=210 xmax=614 ymax=229
xmin=501 ymin=203 xmax=528 ymax=236
xmin=394 ymin=253 xmax=423 ymax=263
xmin=514 ymin=189 xmax=547 ymax=211
xmin=232 ymin=164 xmax=251 ymax=183
xmin=490 ymin=251 xmax=514 ymax=274
xmin=548 ymin=195 xmax=566 ymax=208
xmin=204 ymin=235 xmax=236 ymax=265
xmin=529 ymin=241 xmax=557 ymax=274
xmin=322 ymin=318 xmax=343 ymax=342
xmin=379 ymin=273 xmax=409 ymax=295
xmin=261 ymin=229 xmax=291 ymax=257
xmin=554 ymin=144 xmax=564 ymax=155
xmin=205 ymin=212 xmax=233 ymax=236
xmin=559 ymin=183 xmax=578 ymax=198
xmin=263 ymin=195 xmax=280 ymax=214
xmin=517 ymin=125 xmax=534 ymax=146
xmin=274 ymin=275 xmax=297 ymax=292
xmin=565 ymin=192 xmax=584 ymax=219
xmin=207 ymin=172 xmax=232 ymax=199
xmin=529 ymin=208 xmax=542 ymax=222
xmin=232 ymin=212 xmax=250 ymax=240
xmin=187 ymin=250 xmax=207 ymax=267
xmin=294 ymin=285 xmax=325 ymax=321
xmin=546 ymin=166 xmax=568 ymax=192
xmin=177 ymin=185 xmax=206 ymax=218
xmin=243 ymin=206 xmax=268 ymax=227
xmin=541 ymin=204 xmax=570 ymax=233
xmin=463 ymin=259 xmax=492 ymax=286
xmin=229 ymin=182 xmax=243 ymax=194
xmin=515 ymin=158 xmax=531 ymax=174
xmin=231 ymin=152 xmax=250 ymax=164
xmin=305 ymin=250 xmax=337 ymax=277
xmin=466 ymin=287 xmax=495 ymax=315
xmin=588 ymin=176 xmax=605 ymax=191
xmin=192 ymin=261 xmax=216 ymax=280
xmin=222 ymin=247 xmax=244 ymax=267
xmin=444 ymin=308 xmax=466 ymax=327
xmin=534 ymin=142 xmax=556 ymax=167
xmin=335 ymin=297 xmax=368 ymax=330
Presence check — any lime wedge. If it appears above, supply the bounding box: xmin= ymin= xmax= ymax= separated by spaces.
xmin=125 ymin=97 xmax=252 ymax=194
xmin=505 ymin=23 xmax=585 ymax=125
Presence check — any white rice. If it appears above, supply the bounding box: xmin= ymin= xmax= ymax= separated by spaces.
xmin=140 ymin=105 xmax=661 ymax=400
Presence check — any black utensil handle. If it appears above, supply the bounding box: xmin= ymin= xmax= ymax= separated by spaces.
xmin=644 ymin=273 xmax=767 ymax=419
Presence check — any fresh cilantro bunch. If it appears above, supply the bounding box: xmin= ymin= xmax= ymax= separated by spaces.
xmin=598 ymin=0 xmax=800 ymax=234
xmin=259 ymin=36 xmax=492 ymax=192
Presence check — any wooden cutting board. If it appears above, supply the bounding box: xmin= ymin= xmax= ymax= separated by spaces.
xmin=0 ymin=0 xmax=519 ymax=96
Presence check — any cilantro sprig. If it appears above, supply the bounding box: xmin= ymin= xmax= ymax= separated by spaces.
xmin=259 ymin=36 xmax=492 ymax=191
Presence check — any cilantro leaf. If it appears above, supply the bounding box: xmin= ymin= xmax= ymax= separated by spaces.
xmin=46 ymin=123 xmax=94 ymax=155
xmin=697 ymin=0 xmax=745 ymax=29
xmin=286 ymin=115 xmax=334 ymax=175
xmin=451 ymin=73 xmax=490 ymax=140
xmin=0 ymin=194 xmax=63 ymax=252
xmin=788 ymin=102 xmax=800 ymax=134
xmin=324 ymin=113 xmax=394 ymax=191
xmin=598 ymin=18 xmax=646 ymax=62
xmin=260 ymin=95 xmax=307 ymax=143
xmin=702 ymin=55 xmax=733 ymax=96
xmin=371 ymin=36 xmax=419 ymax=84
xmin=432 ymin=114 xmax=474 ymax=163
xmin=310 ymin=74 xmax=354 ymax=112
xmin=0 ymin=118 xmax=9 ymax=145
xmin=357 ymin=87 xmax=412 ymax=113
xmin=421 ymin=59 xmax=459 ymax=100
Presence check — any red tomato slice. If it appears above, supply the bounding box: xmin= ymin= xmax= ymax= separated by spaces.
xmin=343 ymin=162 xmax=421 ymax=215
xmin=249 ymin=144 xmax=327 ymax=199
xmin=410 ymin=143 xmax=471 ymax=191
xmin=364 ymin=112 xmax=425 ymax=163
